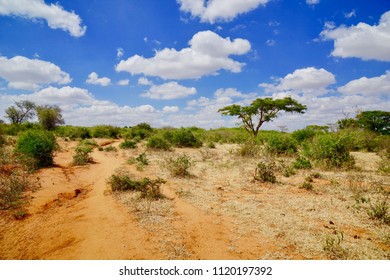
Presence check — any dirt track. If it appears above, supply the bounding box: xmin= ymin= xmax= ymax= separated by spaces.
xmin=0 ymin=140 xmax=269 ymax=259
xmin=1 ymin=140 xmax=389 ymax=260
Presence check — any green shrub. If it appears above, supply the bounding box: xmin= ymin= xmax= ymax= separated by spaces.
xmin=266 ymin=134 xmax=298 ymax=155
xmin=300 ymin=175 xmax=315 ymax=190
xmin=368 ymin=200 xmax=390 ymax=224
xmin=291 ymin=127 xmax=317 ymax=143
xmin=254 ymin=160 xmax=277 ymax=183
xmin=119 ymin=140 xmax=137 ymax=149
xmin=136 ymin=153 xmax=149 ymax=166
xmin=238 ymin=139 xmax=262 ymax=157
xmin=378 ymin=158 xmax=390 ymax=175
xmin=128 ymin=153 xmax=149 ymax=169
xmin=103 ymin=145 xmax=117 ymax=152
xmin=0 ymin=127 xmax=5 ymax=147
xmin=278 ymin=160 xmax=296 ymax=177
xmin=293 ymin=156 xmax=312 ymax=169
xmin=0 ymin=171 xmax=29 ymax=210
xmin=55 ymin=126 xmax=91 ymax=140
xmin=291 ymin=125 xmax=327 ymax=143
xmin=128 ymin=122 xmax=154 ymax=140
xmin=300 ymin=181 xmax=313 ymax=190
xmin=79 ymin=139 xmax=98 ymax=147
xmin=72 ymin=145 xmax=93 ymax=166
xmin=338 ymin=128 xmax=381 ymax=152
xmin=2 ymin=123 xmax=41 ymax=136
xmin=146 ymin=135 xmax=172 ymax=150
xmin=303 ymin=133 xmax=355 ymax=169
xmin=91 ymin=125 xmax=120 ymax=139
xmin=207 ymin=142 xmax=216 ymax=149
xmin=107 ymin=171 xmax=165 ymax=199
xmin=204 ymin=128 xmax=249 ymax=144
xmin=323 ymin=232 xmax=347 ymax=260
xmin=15 ymin=130 xmax=57 ymax=169
xmin=171 ymin=128 xmax=203 ymax=148
xmin=165 ymin=154 xmax=193 ymax=177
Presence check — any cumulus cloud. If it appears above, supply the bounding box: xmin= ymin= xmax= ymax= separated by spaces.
xmin=86 ymin=72 xmax=111 ymax=86
xmin=306 ymin=0 xmax=320 ymax=5
xmin=263 ymin=91 xmax=390 ymax=132
xmin=0 ymin=0 xmax=86 ymax=37
xmin=259 ymin=67 xmax=336 ymax=96
xmin=116 ymin=30 xmax=251 ymax=80
xmin=141 ymin=81 xmax=197 ymax=100
xmin=177 ymin=0 xmax=269 ymax=23
xmin=321 ymin=11 xmax=390 ymax=61
xmin=0 ymin=86 xmax=177 ymax=127
xmin=138 ymin=77 xmax=153 ymax=86
xmin=338 ymin=70 xmax=390 ymax=96
xmin=117 ymin=79 xmax=129 ymax=86
xmin=163 ymin=106 xmax=180 ymax=113
xmin=255 ymin=67 xmax=390 ymax=131
xmin=180 ymin=88 xmax=257 ymax=128
xmin=0 ymin=55 xmax=71 ymax=90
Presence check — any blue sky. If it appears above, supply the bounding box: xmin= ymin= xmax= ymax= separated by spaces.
xmin=0 ymin=0 xmax=389 ymax=131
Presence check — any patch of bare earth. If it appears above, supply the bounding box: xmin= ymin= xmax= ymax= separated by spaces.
xmin=1 ymin=140 xmax=389 ymax=259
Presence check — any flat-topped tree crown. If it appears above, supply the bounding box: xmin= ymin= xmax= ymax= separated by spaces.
xmin=218 ymin=97 xmax=307 ymax=137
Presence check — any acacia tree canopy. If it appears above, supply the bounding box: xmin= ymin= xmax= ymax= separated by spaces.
xmin=5 ymin=100 xmax=36 ymax=124
xmin=218 ymin=97 xmax=307 ymax=137
xmin=36 ymin=105 xmax=65 ymax=130
xmin=356 ymin=111 xmax=390 ymax=135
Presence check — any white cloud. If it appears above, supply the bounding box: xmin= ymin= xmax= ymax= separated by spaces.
xmin=266 ymin=39 xmax=276 ymax=46
xmin=177 ymin=0 xmax=269 ymax=23
xmin=141 ymin=81 xmax=197 ymax=100
xmin=0 ymin=55 xmax=71 ymax=90
xmin=0 ymin=0 xmax=86 ymax=37
xmin=306 ymin=0 xmax=320 ymax=5
xmin=163 ymin=106 xmax=180 ymax=113
xmin=86 ymin=72 xmax=111 ymax=86
xmin=344 ymin=10 xmax=356 ymax=19
xmin=138 ymin=77 xmax=153 ymax=86
xmin=117 ymin=79 xmax=129 ymax=86
xmin=254 ymin=67 xmax=390 ymax=131
xmin=338 ymin=71 xmax=390 ymax=96
xmin=259 ymin=67 xmax=336 ymax=96
xmin=0 ymin=86 xmax=176 ymax=127
xmin=321 ymin=11 xmax=390 ymax=61
xmin=116 ymin=30 xmax=251 ymax=80
xmin=262 ymin=91 xmax=390 ymax=132
xmin=188 ymin=88 xmax=256 ymax=109
xmin=117 ymin=48 xmax=124 ymax=58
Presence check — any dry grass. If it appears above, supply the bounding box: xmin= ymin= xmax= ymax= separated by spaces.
xmin=112 ymin=142 xmax=390 ymax=259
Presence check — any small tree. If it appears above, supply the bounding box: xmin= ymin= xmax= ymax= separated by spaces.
xmin=218 ymin=97 xmax=307 ymax=137
xmin=356 ymin=111 xmax=390 ymax=135
xmin=36 ymin=105 xmax=64 ymax=130
xmin=5 ymin=100 xmax=36 ymax=124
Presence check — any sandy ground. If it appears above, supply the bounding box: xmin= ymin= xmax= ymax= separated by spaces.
xmin=0 ymin=140 xmax=389 ymax=260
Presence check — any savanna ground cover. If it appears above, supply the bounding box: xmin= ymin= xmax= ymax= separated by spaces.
xmin=0 ymin=124 xmax=389 ymax=260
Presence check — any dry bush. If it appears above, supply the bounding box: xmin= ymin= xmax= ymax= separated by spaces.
xmin=107 ymin=170 xmax=165 ymax=200
xmin=254 ymin=160 xmax=277 ymax=183
xmin=164 ymin=154 xmax=194 ymax=177
xmin=0 ymin=147 xmax=40 ymax=219
xmin=72 ymin=145 xmax=93 ymax=166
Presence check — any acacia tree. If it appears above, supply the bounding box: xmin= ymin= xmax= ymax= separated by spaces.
xmin=5 ymin=100 xmax=36 ymax=124
xmin=218 ymin=97 xmax=307 ymax=137
xmin=36 ymin=105 xmax=65 ymax=130
xmin=356 ymin=111 xmax=390 ymax=135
